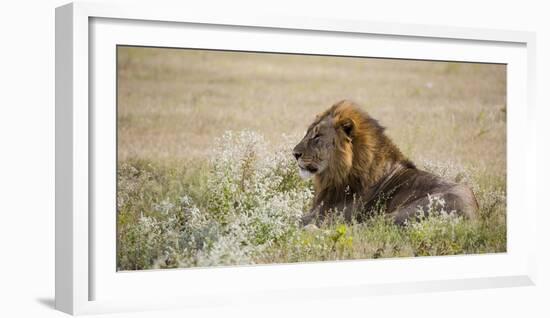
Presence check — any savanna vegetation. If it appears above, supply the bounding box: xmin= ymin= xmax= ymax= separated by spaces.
xmin=116 ymin=47 xmax=506 ymax=270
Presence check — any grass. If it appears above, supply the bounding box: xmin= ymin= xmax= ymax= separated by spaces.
xmin=116 ymin=132 xmax=505 ymax=270
xmin=116 ymin=46 xmax=506 ymax=270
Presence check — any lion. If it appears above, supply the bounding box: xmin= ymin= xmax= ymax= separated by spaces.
xmin=292 ymin=100 xmax=478 ymax=226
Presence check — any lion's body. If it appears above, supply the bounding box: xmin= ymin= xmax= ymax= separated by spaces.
xmin=293 ymin=100 xmax=478 ymax=225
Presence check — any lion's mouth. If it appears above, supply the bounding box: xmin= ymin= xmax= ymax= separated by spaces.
xmin=298 ymin=164 xmax=318 ymax=180
xmin=299 ymin=163 xmax=318 ymax=173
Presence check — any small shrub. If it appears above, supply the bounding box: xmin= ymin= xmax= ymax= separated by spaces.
xmin=117 ymin=130 xmax=313 ymax=270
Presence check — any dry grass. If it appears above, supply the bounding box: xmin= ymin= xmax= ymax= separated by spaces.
xmin=117 ymin=46 xmax=506 ymax=176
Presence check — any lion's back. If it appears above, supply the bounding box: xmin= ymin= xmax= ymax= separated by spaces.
xmin=384 ymin=168 xmax=479 ymax=224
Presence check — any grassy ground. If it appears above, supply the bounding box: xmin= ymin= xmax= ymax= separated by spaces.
xmin=117 ymin=46 xmax=506 ymax=270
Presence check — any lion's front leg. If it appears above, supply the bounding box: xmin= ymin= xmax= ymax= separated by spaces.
xmin=300 ymin=204 xmax=323 ymax=226
xmin=301 ymin=199 xmax=356 ymax=227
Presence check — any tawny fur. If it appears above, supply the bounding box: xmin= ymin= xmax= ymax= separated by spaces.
xmin=293 ymin=100 xmax=478 ymax=225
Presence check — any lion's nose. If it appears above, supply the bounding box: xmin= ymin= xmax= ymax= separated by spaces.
xmin=293 ymin=151 xmax=303 ymax=161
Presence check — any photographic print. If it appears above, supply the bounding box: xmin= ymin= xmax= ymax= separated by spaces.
xmin=116 ymin=46 xmax=506 ymax=271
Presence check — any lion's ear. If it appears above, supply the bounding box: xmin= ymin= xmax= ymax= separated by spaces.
xmin=339 ymin=118 xmax=355 ymax=138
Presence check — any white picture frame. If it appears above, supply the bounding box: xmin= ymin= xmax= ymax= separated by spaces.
xmin=55 ymin=1 xmax=537 ymax=315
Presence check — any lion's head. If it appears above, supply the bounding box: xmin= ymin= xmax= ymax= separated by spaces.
xmin=292 ymin=102 xmax=354 ymax=180
xmin=293 ymin=100 xmax=411 ymax=197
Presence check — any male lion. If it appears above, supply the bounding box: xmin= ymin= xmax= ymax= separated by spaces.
xmin=293 ymin=100 xmax=478 ymax=226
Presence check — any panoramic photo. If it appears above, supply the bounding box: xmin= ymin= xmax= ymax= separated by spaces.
xmin=116 ymin=46 xmax=506 ymax=271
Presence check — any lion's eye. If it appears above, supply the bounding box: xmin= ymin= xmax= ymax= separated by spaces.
xmin=312 ymin=133 xmax=321 ymax=140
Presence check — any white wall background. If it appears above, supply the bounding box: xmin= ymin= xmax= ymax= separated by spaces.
xmin=0 ymin=0 xmax=548 ymax=317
